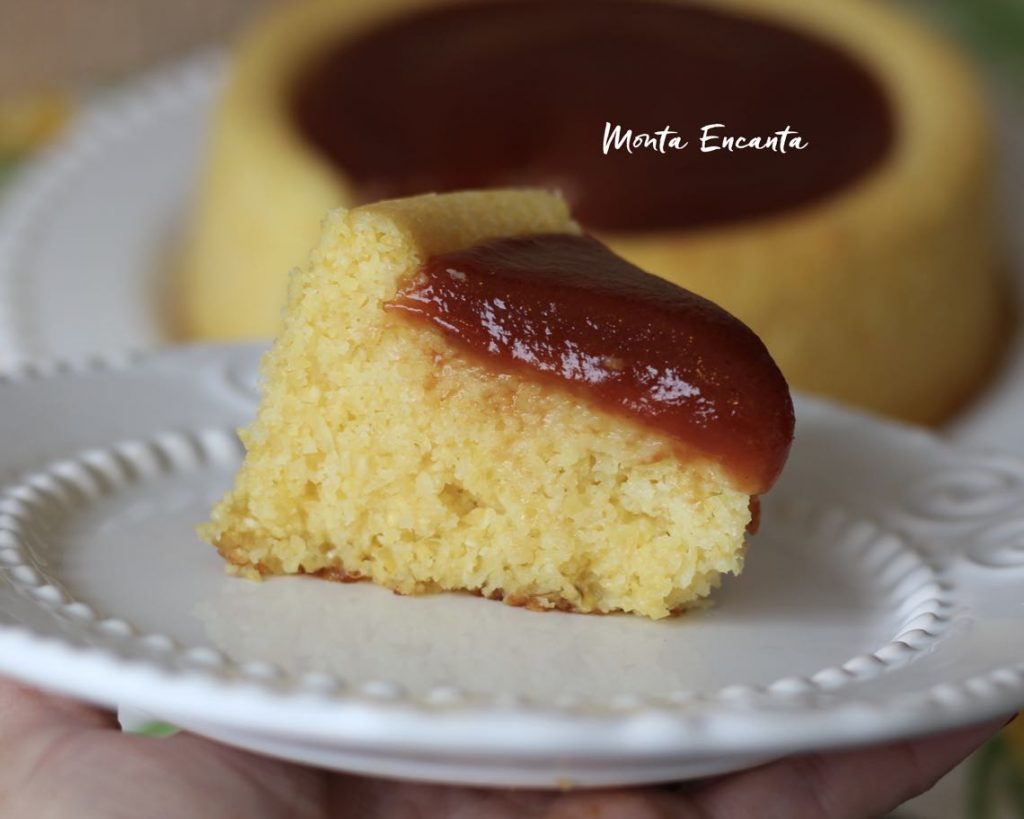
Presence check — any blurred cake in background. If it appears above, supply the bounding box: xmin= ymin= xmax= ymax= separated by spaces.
xmin=202 ymin=189 xmax=795 ymax=619
xmin=179 ymin=0 xmax=1006 ymax=425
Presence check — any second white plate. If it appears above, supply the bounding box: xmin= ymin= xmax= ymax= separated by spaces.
xmin=0 ymin=54 xmax=220 ymax=367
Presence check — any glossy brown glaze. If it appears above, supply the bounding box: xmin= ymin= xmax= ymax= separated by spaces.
xmin=292 ymin=0 xmax=893 ymax=232
xmin=748 ymin=497 xmax=761 ymax=534
xmin=387 ymin=234 xmax=794 ymax=493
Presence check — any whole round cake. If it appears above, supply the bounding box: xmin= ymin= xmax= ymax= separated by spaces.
xmin=180 ymin=0 xmax=1005 ymax=424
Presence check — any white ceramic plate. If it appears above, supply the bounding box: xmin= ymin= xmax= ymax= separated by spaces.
xmin=0 ymin=343 xmax=1023 ymax=788
xmin=0 ymin=53 xmax=221 ymax=368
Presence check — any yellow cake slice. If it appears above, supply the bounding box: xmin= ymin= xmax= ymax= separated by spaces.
xmin=201 ymin=189 xmax=794 ymax=620
xmin=179 ymin=0 xmax=1004 ymax=427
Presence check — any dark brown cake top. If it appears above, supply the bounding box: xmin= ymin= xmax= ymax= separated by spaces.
xmin=292 ymin=0 xmax=893 ymax=232
xmin=387 ymin=233 xmax=795 ymax=493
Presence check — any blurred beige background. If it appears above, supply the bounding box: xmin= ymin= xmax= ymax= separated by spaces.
xmin=0 ymin=0 xmax=273 ymax=96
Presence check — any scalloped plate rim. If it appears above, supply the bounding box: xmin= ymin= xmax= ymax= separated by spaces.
xmin=0 ymin=344 xmax=1021 ymax=777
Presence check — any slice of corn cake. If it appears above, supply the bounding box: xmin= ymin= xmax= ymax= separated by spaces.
xmin=201 ymin=189 xmax=794 ymax=619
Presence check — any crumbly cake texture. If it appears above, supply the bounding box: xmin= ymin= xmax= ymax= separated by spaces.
xmin=201 ymin=190 xmax=753 ymax=620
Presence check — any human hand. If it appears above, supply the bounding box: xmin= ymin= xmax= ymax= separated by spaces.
xmin=0 ymin=678 xmax=1007 ymax=819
